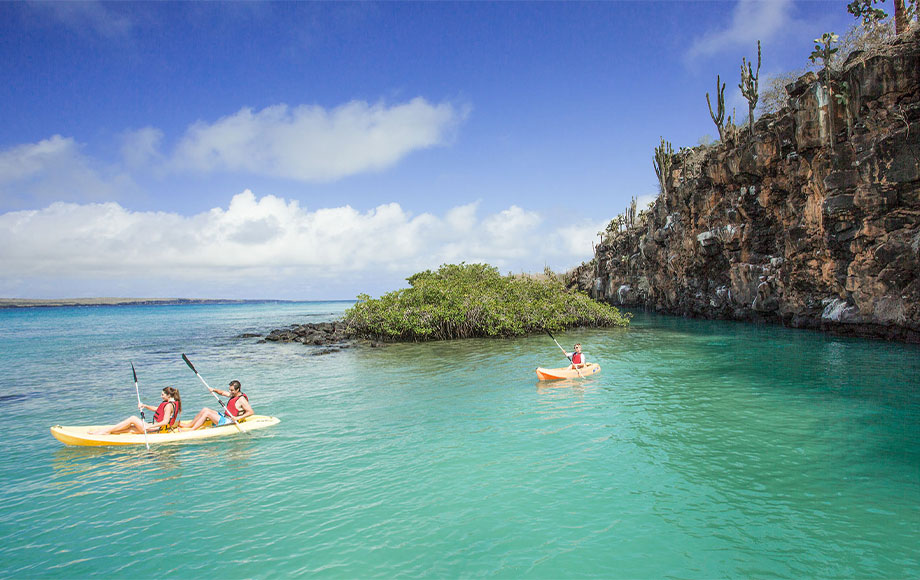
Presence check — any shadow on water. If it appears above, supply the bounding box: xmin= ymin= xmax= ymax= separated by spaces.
xmin=0 ymin=392 xmax=42 ymax=404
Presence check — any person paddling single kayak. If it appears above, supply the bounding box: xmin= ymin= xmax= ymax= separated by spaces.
xmin=563 ymin=343 xmax=587 ymax=370
xmin=89 ymin=386 xmax=182 ymax=435
xmin=184 ymin=380 xmax=253 ymax=430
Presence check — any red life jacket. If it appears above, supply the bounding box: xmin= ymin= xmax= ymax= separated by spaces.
xmin=571 ymin=352 xmax=584 ymax=365
xmin=153 ymin=401 xmax=178 ymax=426
xmin=226 ymin=393 xmax=249 ymax=417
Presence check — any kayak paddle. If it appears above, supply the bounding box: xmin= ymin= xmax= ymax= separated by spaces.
xmin=545 ymin=329 xmax=584 ymax=378
xmin=181 ymin=354 xmax=245 ymax=434
xmin=131 ymin=362 xmax=150 ymax=450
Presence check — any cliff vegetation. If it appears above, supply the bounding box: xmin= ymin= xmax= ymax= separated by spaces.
xmin=572 ymin=18 xmax=920 ymax=342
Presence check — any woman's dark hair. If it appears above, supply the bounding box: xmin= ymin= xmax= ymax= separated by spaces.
xmin=163 ymin=386 xmax=182 ymax=415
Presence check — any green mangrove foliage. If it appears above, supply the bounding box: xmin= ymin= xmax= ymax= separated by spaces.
xmin=343 ymin=263 xmax=630 ymax=341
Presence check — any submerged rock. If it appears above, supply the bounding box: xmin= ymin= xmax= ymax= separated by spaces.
xmin=264 ymin=321 xmax=350 ymax=344
xmin=262 ymin=321 xmax=385 ymax=350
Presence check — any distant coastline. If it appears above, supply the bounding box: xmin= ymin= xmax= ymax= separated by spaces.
xmin=0 ymin=297 xmax=312 ymax=309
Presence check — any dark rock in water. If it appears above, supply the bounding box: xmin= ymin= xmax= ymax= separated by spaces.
xmin=263 ymin=320 xmax=370 ymax=349
xmin=312 ymin=348 xmax=340 ymax=356
xmin=236 ymin=333 xmax=262 ymax=339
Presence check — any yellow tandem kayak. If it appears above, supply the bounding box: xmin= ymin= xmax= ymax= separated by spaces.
xmin=535 ymin=363 xmax=601 ymax=380
xmin=50 ymin=415 xmax=281 ymax=447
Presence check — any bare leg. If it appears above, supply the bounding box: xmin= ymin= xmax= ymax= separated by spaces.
xmin=185 ymin=408 xmax=221 ymax=430
xmin=90 ymin=415 xmax=149 ymax=435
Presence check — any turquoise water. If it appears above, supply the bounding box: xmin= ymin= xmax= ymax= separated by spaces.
xmin=1 ymin=302 xmax=918 ymax=578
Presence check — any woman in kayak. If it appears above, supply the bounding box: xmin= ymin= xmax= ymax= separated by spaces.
xmin=90 ymin=386 xmax=182 ymax=434
xmin=184 ymin=380 xmax=254 ymax=430
xmin=563 ymin=343 xmax=587 ymax=370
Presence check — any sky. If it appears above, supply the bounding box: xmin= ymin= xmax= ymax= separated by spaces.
xmin=0 ymin=0 xmax=858 ymax=300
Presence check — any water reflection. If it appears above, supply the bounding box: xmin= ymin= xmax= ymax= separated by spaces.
xmin=51 ymin=444 xmax=185 ymax=487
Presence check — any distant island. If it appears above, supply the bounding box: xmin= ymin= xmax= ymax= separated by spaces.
xmin=0 ymin=297 xmax=290 ymax=309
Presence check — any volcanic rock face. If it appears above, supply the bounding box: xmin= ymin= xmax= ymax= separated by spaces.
xmin=574 ymin=29 xmax=920 ymax=342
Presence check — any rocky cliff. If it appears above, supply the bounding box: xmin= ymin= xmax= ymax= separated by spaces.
xmin=572 ymin=28 xmax=920 ymax=342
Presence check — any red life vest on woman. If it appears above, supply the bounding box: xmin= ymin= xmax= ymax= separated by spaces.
xmin=571 ymin=352 xmax=584 ymax=365
xmin=153 ymin=401 xmax=178 ymax=426
xmin=225 ymin=393 xmax=248 ymax=417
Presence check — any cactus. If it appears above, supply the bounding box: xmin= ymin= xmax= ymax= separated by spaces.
xmin=706 ymin=74 xmax=727 ymax=141
xmin=835 ymin=80 xmax=853 ymax=138
xmin=653 ymin=137 xmax=674 ymax=195
xmin=846 ymin=0 xmax=913 ymax=34
xmin=810 ymin=33 xmax=840 ymax=147
xmin=739 ymin=40 xmax=761 ymax=137
xmin=721 ymin=107 xmax=738 ymax=142
xmin=847 ymin=0 xmax=888 ymax=24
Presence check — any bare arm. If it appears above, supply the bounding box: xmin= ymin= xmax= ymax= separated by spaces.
xmin=237 ymin=397 xmax=254 ymax=420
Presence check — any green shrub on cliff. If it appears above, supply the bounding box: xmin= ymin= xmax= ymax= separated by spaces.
xmin=344 ymin=263 xmax=630 ymax=341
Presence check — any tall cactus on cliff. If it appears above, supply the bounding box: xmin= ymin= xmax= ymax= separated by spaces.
xmin=810 ymin=33 xmax=840 ymax=147
xmin=706 ymin=74 xmax=727 ymax=141
xmin=739 ymin=40 xmax=761 ymax=137
xmin=628 ymin=196 xmax=637 ymax=229
xmin=653 ymin=137 xmax=674 ymax=195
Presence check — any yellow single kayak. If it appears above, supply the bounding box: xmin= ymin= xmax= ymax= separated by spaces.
xmin=535 ymin=363 xmax=601 ymax=380
xmin=50 ymin=415 xmax=281 ymax=447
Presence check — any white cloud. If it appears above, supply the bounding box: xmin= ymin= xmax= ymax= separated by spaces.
xmin=0 ymin=135 xmax=138 ymax=208
xmin=30 ymin=1 xmax=135 ymax=40
xmin=634 ymin=194 xmax=658 ymax=211
xmin=550 ymin=220 xmax=610 ymax=257
xmin=0 ymin=95 xmax=468 ymax=210
xmin=170 ymin=98 xmax=468 ymax=181
xmin=686 ymin=0 xmax=793 ymax=61
xmin=0 ymin=135 xmax=74 ymax=183
xmin=121 ymin=127 xmax=165 ymax=169
xmin=0 ymin=191 xmax=598 ymax=299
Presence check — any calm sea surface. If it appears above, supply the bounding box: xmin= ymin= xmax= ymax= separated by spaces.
xmin=0 ymin=301 xmax=917 ymax=578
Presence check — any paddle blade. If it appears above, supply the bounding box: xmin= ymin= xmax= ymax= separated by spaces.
xmin=545 ymin=329 xmax=555 ymax=341
xmin=131 ymin=362 xmax=138 ymax=384
xmin=181 ymin=353 xmax=197 ymax=374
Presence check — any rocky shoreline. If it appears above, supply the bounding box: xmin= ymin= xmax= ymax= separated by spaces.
xmin=256 ymin=321 xmax=384 ymax=355
xmin=570 ymin=28 xmax=920 ymax=344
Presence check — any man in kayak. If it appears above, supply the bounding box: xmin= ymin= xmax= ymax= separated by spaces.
xmin=563 ymin=343 xmax=587 ymax=370
xmin=89 ymin=386 xmax=182 ymax=434
xmin=184 ymin=380 xmax=254 ymax=430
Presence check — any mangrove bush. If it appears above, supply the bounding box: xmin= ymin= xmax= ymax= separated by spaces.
xmin=343 ymin=263 xmax=630 ymax=341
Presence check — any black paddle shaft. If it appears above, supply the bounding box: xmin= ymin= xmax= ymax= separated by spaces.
xmin=182 ymin=353 xmax=246 ymax=433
